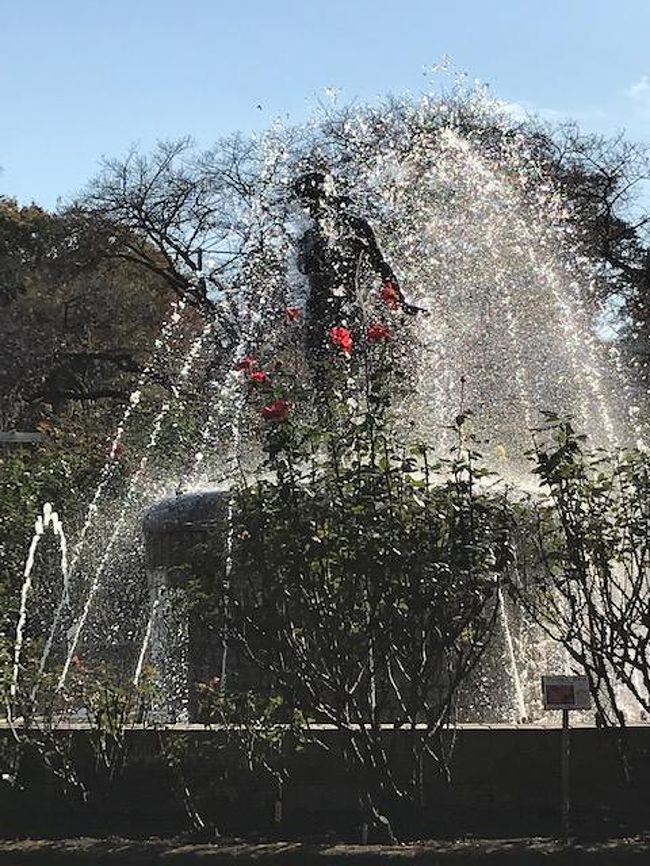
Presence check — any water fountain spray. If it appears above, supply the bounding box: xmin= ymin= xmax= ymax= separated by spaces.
xmin=9 ymin=504 xmax=68 ymax=716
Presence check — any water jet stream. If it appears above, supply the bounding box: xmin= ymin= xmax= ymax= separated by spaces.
xmin=498 ymin=586 xmax=527 ymax=723
xmin=133 ymin=586 xmax=162 ymax=687
xmin=10 ymin=504 xmax=68 ymax=711
xmin=58 ymin=320 xmax=214 ymax=691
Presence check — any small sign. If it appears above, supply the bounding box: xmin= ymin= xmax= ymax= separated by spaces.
xmin=542 ymin=675 xmax=591 ymax=710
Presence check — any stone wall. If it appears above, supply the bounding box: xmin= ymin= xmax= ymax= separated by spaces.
xmin=1 ymin=726 xmax=649 ymax=839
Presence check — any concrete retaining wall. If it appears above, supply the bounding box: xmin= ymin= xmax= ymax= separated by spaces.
xmin=1 ymin=726 xmax=649 ymax=839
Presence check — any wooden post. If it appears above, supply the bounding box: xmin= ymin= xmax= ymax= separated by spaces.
xmin=561 ymin=708 xmax=570 ymax=841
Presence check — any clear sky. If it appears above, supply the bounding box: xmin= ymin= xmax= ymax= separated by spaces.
xmin=2 ymin=0 xmax=649 ymax=210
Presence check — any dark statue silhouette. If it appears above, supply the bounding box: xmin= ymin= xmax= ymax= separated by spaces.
xmin=293 ymin=172 xmax=425 ymax=363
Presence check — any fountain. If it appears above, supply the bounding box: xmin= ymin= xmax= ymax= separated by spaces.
xmin=5 ymin=85 xmax=646 ymax=731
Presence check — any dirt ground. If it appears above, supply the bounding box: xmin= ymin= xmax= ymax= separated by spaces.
xmin=1 ymin=836 xmax=650 ymax=865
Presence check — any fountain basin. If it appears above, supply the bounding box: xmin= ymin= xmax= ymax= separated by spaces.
xmin=143 ymin=489 xmax=229 ymax=585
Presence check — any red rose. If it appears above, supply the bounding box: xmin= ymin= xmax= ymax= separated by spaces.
xmin=285 ymin=307 xmax=302 ymax=322
xmin=329 ymin=326 xmax=353 ymax=356
xmin=236 ymin=355 xmax=257 ymax=371
xmin=366 ymin=323 xmax=390 ymax=342
xmin=249 ymin=370 xmax=269 ymax=384
xmin=71 ymin=654 xmax=85 ymax=672
xmin=261 ymin=398 xmax=290 ymax=422
xmin=380 ymin=281 xmax=400 ymax=311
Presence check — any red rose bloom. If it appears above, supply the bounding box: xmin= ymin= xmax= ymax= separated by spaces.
xmin=329 ymin=326 xmax=353 ymax=356
xmin=236 ymin=355 xmax=257 ymax=371
xmin=366 ymin=323 xmax=390 ymax=342
xmin=71 ymin=654 xmax=85 ymax=672
xmin=285 ymin=307 xmax=302 ymax=322
xmin=380 ymin=281 xmax=400 ymax=311
xmin=261 ymin=398 xmax=290 ymax=422
xmin=249 ymin=370 xmax=269 ymax=384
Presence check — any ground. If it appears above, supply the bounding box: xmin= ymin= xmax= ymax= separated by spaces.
xmin=1 ymin=837 xmax=650 ymax=865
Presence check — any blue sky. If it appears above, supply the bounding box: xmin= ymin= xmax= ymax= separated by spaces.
xmin=2 ymin=0 xmax=649 ymax=210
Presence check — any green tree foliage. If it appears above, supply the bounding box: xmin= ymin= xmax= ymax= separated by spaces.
xmin=525 ymin=126 xmax=650 ymax=391
xmin=0 ymin=196 xmax=182 ymax=430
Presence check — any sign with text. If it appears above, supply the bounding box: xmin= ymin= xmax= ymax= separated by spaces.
xmin=542 ymin=675 xmax=591 ymax=710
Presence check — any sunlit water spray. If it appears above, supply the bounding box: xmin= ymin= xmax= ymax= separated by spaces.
xmin=58 ymin=319 xmax=215 ymax=691
xmin=10 ymin=504 xmax=68 ymax=712
xmin=32 ymin=300 xmax=192 ymax=688
xmin=133 ymin=584 xmax=162 ymax=687
xmin=498 ymin=586 xmax=527 ymax=723
xmin=355 ymin=124 xmax=629 ymax=458
xmin=68 ymin=300 xmax=188 ymax=572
